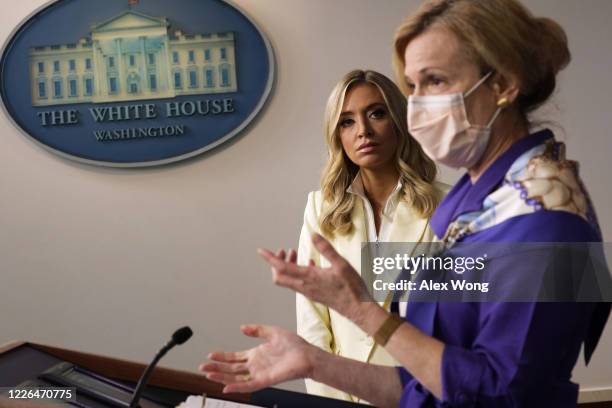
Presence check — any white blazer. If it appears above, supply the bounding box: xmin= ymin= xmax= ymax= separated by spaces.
xmin=296 ymin=183 xmax=447 ymax=403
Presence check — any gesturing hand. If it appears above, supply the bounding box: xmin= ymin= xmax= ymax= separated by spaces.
xmin=257 ymin=233 xmax=372 ymax=323
xmin=199 ymin=325 xmax=316 ymax=393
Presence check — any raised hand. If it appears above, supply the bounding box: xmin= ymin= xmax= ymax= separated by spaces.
xmin=258 ymin=233 xmax=372 ymax=321
xmin=199 ymin=325 xmax=317 ymax=393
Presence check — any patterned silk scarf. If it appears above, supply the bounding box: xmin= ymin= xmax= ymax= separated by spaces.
xmin=441 ymin=138 xmax=600 ymax=246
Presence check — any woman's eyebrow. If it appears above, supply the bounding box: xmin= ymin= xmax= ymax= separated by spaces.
xmin=421 ymin=66 xmax=440 ymax=73
xmin=340 ymin=101 xmax=386 ymax=116
xmin=365 ymin=102 xmax=386 ymax=110
xmin=405 ymin=67 xmax=447 ymax=81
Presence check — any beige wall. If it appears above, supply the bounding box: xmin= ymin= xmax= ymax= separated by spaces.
xmin=1 ymin=0 xmax=610 ymax=398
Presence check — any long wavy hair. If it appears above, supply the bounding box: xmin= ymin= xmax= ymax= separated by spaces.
xmin=319 ymin=69 xmax=440 ymax=236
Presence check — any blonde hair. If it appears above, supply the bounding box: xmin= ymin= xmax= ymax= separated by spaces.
xmin=319 ymin=70 xmax=439 ymax=236
xmin=393 ymin=0 xmax=570 ymax=117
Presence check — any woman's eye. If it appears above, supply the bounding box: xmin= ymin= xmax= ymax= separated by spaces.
xmin=406 ymin=82 xmax=416 ymax=91
xmin=370 ymin=109 xmax=386 ymax=119
xmin=339 ymin=118 xmax=354 ymax=128
xmin=429 ymin=77 xmax=445 ymax=86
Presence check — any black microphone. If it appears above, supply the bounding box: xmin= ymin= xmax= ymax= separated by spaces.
xmin=129 ymin=326 xmax=193 ymax=408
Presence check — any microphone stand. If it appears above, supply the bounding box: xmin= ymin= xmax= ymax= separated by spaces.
xmin=129 ymin=327 xmax=193 ymax=408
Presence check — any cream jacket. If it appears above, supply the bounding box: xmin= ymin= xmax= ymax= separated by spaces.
xmin=296 ymin=182 xmax=448 ymax=403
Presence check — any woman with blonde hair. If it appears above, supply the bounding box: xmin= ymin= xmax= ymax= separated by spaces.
xmin=202 ymin=1 xmax=610 ymax=406
xmin=297 ymin=69 xmax=447 ymax=402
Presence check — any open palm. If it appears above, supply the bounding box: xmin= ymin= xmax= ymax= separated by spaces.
xmin=200 ymin=325 xmax=316 ymax=393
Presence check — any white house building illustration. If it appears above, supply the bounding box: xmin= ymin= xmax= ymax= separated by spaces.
xmin=29 ymin=10 xmax=237 ymax=106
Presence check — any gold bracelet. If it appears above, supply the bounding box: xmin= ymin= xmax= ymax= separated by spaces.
xmin=373 ymin=313 xmax=404 ymax=346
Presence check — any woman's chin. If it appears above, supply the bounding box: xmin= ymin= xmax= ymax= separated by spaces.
xmin=356 ymin=158 xmax=394 ymax=172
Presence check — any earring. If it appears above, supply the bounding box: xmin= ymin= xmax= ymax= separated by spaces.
xmin=497 ymin=97 xmax=510 ymax=108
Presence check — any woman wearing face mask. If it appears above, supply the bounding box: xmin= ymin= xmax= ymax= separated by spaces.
xmin=296 ymin=70 xmax=447 ymax=403
xmin=200 ymin=1 xmax=610 ymax=407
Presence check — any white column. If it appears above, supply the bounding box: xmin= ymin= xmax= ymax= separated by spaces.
xmin=115 ymin=38 xmax=125 ymax=97
xmin=139 ymin=36 xmax=147 ymax=93
xmin=160 ymin=38 xmax=174 ymax=97
xmin=92 ymin=41 xmax=105 ymax=100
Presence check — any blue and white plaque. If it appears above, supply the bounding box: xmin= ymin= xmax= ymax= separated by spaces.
xmin=0 ymin=0 xmax=275 ymax=167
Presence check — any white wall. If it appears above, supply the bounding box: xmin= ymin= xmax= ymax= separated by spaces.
xmin=1 ymin=0 xmax=610 ymax=398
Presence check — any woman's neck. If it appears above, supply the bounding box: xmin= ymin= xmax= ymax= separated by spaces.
xmin=468 ymin=114 xmax=529 ymax=183
xmin=359 ymin=165 xmax=400 ymax=209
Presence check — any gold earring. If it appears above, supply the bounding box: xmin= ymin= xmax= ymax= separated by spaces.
xmin=497 ymin=97 xmax=510 ymax=108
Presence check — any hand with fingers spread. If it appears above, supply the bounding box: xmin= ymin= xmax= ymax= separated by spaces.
xmin=199 ymin=324 xmax=318 ymax=394
xmin=258 ymin=233 xmax=372 ymax=324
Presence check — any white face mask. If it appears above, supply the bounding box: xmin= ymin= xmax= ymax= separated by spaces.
xmin=407 ymin=72 xmax=503 ymax=169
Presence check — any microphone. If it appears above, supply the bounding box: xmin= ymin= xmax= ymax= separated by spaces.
xmin=129 ymin=326 xmax=193 ymax=408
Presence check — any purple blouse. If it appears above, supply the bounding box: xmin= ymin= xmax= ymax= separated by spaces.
xmin=397 ymin=130 xmax=611 ymax=407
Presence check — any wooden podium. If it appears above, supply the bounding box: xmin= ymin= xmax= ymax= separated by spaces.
xmin=0 ymin=341 xmax=364 ymax=408
xmin=3 ymin=341 xmax=608 ymax=408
